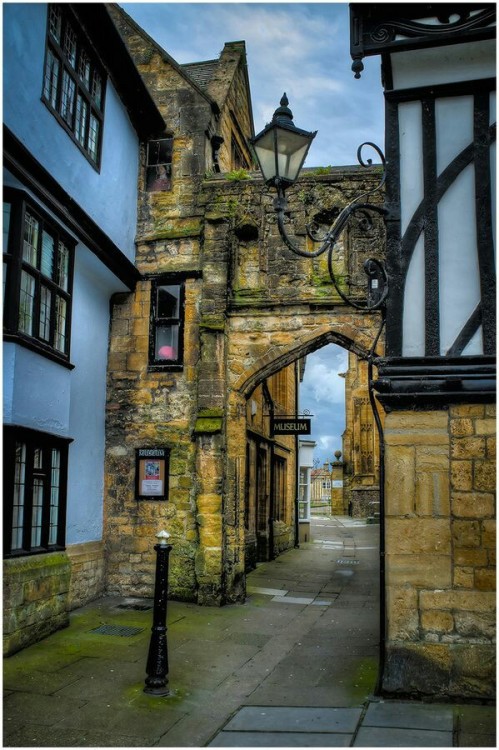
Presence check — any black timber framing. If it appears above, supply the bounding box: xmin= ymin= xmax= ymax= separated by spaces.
xmin=383 ymin=78 xmax=496 ymax=359
xmin=350 ymin=4 xmax=496 ymax=64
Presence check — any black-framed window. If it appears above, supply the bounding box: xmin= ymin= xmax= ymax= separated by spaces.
xmin=3 ymin=188 xmax=75 ymax=362
xmin=146 ymin=138 xmax=173 ymax=192
xmin=42 ymin=4 xmax=106 ymax=167
xmin=3 ymin=427 xmax=70 ymax=557
xmin=149 ymin=277 xmax=184 ymax=369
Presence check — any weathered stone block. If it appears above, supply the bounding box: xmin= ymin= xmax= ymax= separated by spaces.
xmin=386 ymin=554 xmax=451 ymax=588
xmin=474 ymin=460 xmax=496 ymax=491
xmin=451 ymin=461 xmax=473 ymax=491
xmin=419 ymin=589 xmax=495 ymax=613
xmin=453 ymin=566 xmax=474 ymax=588
xmin=386 ymin=518 xmax=451 ymax=555
xmin=452 ymin=492 xmax=494 ymax=518
xmin=451 ymin=437 xmax=486 ymax=459
xmin=452 ymin=520 xmax=481 ymax=548
xmin=421 ymin=610 xmax=454 ymax=633
xmin=474 ymin=567 xmax=496 ymax=591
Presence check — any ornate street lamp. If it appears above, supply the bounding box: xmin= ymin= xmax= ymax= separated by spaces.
xmin=251 ymin=94 xmax=388 ymax=312
xmin=251 ymin=93 xmax=317 ymax=188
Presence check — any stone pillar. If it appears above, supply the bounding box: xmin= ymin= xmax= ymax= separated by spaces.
xmin=331 ymin=451 xmax=345 ymax=515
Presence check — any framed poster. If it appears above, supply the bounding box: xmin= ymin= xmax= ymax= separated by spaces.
xmin=136 ymin=447 xmax=169 ymax=500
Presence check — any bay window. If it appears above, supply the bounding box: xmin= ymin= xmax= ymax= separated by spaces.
xmin=3 ymin=189 xmax=74 ymax=362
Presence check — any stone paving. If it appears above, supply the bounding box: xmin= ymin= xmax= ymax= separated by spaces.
xmin=3 ymin=517 xmax=495 ymax=747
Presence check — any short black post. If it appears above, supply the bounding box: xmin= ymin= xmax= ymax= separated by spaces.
xmin=144 ymin=530 xmax=172 ymax=696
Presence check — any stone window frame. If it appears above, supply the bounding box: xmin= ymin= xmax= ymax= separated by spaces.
xmin=3 ymin=188 xmax=75 ymax=366
xmin=3 ymin=426 xmax=71 ymax=558
xmin=42 ymin=4 xmax=106 ymax=169
xmin=148 ymin=275 xmax=185 ymax=371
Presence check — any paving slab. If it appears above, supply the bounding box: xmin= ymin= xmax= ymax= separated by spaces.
xmin=354 ymin=726 xmax=454 ymax=747
xmin=363 ymin=701 xmax=454 ymax=731
xmin=208 ymin=730 xmax=353 ymax=746
xmin=222 ymin=706 xmax=363 ymax=733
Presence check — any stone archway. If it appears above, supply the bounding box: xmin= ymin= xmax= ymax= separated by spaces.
xmin=222 ymin=309 xmax=384 ymax=601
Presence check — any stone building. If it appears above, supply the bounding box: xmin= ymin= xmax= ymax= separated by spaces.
xmin=342 ymin=352 xmax=382 ymax=517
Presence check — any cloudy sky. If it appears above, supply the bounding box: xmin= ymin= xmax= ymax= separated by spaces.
xmin=121 ymin=1 xmax=385 ymax=167
xmin=121 ymin=1 xmax=384 ymax=465
xmin=299 ymin=344 xmax=348 ymax=465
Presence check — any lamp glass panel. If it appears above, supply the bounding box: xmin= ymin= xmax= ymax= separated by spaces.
xmin=253 ymin=129 xmax=278 ymax=182
xmin=254 ymin=126 xmax=314 ymax=183
xmin=275 ymin=127 xmax=312 ymax=182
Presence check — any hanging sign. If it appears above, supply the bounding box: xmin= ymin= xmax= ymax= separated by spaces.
xmin=271 ymin=418 xmax=311 ymax=436
xmin=136 ymin=447 xmax=169 ymax=500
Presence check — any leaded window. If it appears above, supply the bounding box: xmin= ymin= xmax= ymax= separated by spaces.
xmin=3 ymin=427 xmax=69 ymax=557
xmin=3 ymin=189 xmax=74 ymax=361
xmin=42 ymin=4 xmax=106 ymax=167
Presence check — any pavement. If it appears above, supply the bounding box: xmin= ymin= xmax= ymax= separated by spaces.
xmin=3 ymin=516 xmax=496 ymax=748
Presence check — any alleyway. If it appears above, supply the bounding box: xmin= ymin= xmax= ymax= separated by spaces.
xmin=3 ymin=518 xmax=495 ymax=747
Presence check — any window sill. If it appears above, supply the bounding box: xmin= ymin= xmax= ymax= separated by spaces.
xmin=148 ymin=364 xmax=183 ymax=372
xmin=4 ymin=545 xmax=66 ymax=560
xmin=3 ymin=332 xmax=75 ymax=370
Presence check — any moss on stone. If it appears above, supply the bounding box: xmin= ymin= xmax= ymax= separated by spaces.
xmin=200 ymin=316 xmax=225 ymax=331
xmin=142 ymin=220 xmax=203 ymax=241
xmin=194 ymin=414 xmax=223 ymax=434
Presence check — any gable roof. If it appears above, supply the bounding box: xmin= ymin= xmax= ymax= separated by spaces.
xmin=107 ymin=3 xmax=219 ymax=113
xmin=181 ymin=60 xmax=219 ymax=91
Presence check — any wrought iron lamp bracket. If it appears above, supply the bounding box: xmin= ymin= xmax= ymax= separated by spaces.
xmin=272 ymin=142 xmax=389 ymax=312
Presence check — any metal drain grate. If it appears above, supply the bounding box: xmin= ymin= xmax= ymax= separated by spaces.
xmin=336 ymin=559 xmax=360 ymax=565
xmin=90 ymin=624 xmax=144 ymax=637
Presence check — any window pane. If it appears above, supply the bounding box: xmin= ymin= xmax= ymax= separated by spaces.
xmin=75 ymin=95 xmax=88 ymax=146
xmin=155 ymin=324 xmax=179 ymax=360
xmin=43 ymin=49 xmax=60 ymax=108
xmin=157 ymin=285 xmax=180 ymax=318
xmin=91 ymin=71 xmax=102 ymax=108
xmin=12 ymin=443 xmax=26 ymax=551
xmin=19 ymin=271 xmax=36 ymax=335
xmin=55 ymin=295 xmax=67 ymax=352
xmin=39 ymin=286 xmax=52 ymax=341
xmin=23 ymin=212 xmax=39 ymax=266
xmin=78 ymin=48 xmax=91 ymax=88
xmin=60 ymin=70 xmax=76 ymax=126
xmin=49 ymin=449 xmax=61 ymax=545
xmin=88 ymin=114 xmax=99 ymax=161
xmin=3 ymin=203 xmax=11 ymax=253
xmin=31 ymin=477 xmax=44 ymax=548
xmin=63 ymin=23 xmax=77 ymax=67
xmin=147 ymin=139 xmax=173 ymax=192
xmin=146 ymin=164 xmax=172 ymax=192
xmin=57 ymin=241 xmax=70 ymax=291
xmin=41 ymin=231 xmax=55 ymax=278
xmin=49 ymin=6 xmax=62 ymax=42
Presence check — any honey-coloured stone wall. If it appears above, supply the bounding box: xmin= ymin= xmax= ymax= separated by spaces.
xmin=383 ymin=405 xmax=496 ymax=699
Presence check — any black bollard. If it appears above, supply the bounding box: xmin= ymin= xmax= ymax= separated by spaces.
xmin=144 ymin=530 xmax=172 ymax=696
